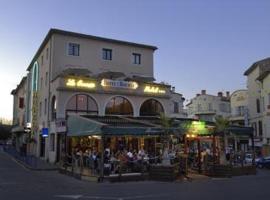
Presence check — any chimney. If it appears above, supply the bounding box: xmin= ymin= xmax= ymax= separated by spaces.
xmin=196 ymin=94 xmax=200 ymax=97
xmin=226 ymin=91 xmax=230 ymax=98
xmin=217 ymin=92 xmax=223 ymax=97
xmin=201 ymin=90 xmax=206 ymax=95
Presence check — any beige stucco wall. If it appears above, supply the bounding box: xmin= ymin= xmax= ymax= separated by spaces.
xmin=51 ymin=34 xmax=154 ymax=80
xmin=247 ymin=67 xmax=262 ymax=122
xmin=261 ymin=74 xmax=270 ymax=144
xmin=12 ymin=81 xmax=27 ymax=127
xmin=230 ymin=90 xmax=248 ymax=124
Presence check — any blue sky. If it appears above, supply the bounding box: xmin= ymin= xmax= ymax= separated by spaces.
xmin=0 ymin=0 xmax=270 ymax=119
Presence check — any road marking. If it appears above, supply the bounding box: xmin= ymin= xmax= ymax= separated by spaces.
xmin=0 ymin=182 xmax=20 ymax=185
xmin=11 ymin=158 xmax=30 ymax=171
xmin=54 ymin=193 xmax=168 ymax=200
xmin=54 ymin=195 xmax=83 ymax=199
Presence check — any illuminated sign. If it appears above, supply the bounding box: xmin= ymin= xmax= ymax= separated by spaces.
xmin=188 ymin=121 xmax=208 ymax=135
xmin=41 ymin=128 xmax=49 ymax=137
xmin=66 ymin=78 xmax=96 ymax=89
xmin=31 ymin=92 xmax=39 ymax=133
xmin=101 ymin=79 xmax=138 ymax=89
xmin=144 ymin=85 xmax=166 ymax=94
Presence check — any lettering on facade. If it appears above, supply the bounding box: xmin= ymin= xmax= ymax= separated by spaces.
xmin=31 ymin=92 xmax=39 ymax=133
xmin=236 ymin=96 xmax=245 ymax=101
xmin=66 ymin=78 xmax=96 ymax=89
xmin=101 ymin=79 xmax=138 ymax=89
xmin=144 ymin=85 xmax=166 ymax=94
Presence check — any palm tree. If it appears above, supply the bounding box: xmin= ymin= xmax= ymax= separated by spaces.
xmin=214 ymin=116 xmax=230 ymax=164
xmin=159 ymin=113 xmax=173 ymax=165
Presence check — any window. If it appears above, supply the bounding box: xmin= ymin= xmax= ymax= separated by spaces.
xmin=51 ymin=96 xmax=57 ymax=121
xmin=66 ymin=94 xmax=98 ymax=114
xmin=44 ymin=99 xmax=47 ymax=115
xmin=45 ymin=72 xmax=48 ymax=86
xmin=68 ymin=43 xmax=80 ymax=56
xmin=140 ymin=99 xmax=164 ymax=116
xmin=252 ymin=122 xmax=257 ymax=137
xmin=173 ymin=102 xmax=179 ymax=113
xmin=133 ymin=53 xmax=141 ymax=64
xmin=197 ymin=104 xmax=202 ymax=111
xmin=19 ymin=97 xmax=24 ymax=109
xmin=219 ymin=103 xmax=229 ymax=113
xmin=40 ymin=77 xmax=43 ymax=89
xmin=105 ymin=96 xmax=133 ymax=115
xmin=39 ymin=102 xmax=42 ymax=117
xmin=258 ymin=121 xmax=263 ymax=137
xmin=236 ymin=106 xmax=245 ymax=116
xmin=41 ymin=55 xmax=44 ymax=65
xmin=102 ymin=48 xmax=112 ymax=60
xmin=46 ymin=48 xmax=49 ymax=60
xmin=208 ymin=103 xmax=213 ymax=111
xmin=50 ymin=134 xmax=55 ymax=151
xmin=256 ymin=99 xmax=261 ymax=113
xmin=262 ymin=97 xmax=265 ymax=112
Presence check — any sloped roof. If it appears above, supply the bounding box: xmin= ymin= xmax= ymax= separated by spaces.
xmin=244 ymin=57 xmax=270 ymax=76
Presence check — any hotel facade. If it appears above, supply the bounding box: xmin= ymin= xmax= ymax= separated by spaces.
xmin=11 ymin=29 xmax=186 ymax=163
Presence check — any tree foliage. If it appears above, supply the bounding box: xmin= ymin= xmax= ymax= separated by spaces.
xmin=0 ymin=124 xmax=12 ymax=140
xmin=214 ymin=116 xmax=230 ymax=134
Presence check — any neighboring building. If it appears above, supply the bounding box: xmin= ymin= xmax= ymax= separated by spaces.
xmin=12 ymin=29 xmax=186 ymax=163
xmin=186 ymin=90 xmax=231 ymax=122
xmin=11 ymin=77 xmax=27 ymax=151
xmin=244 ymin=57 xmax=270 ymax=153
xmin=229 ymin=89 xmax=248 ymax=126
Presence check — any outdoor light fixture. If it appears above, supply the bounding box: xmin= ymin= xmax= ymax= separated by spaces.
xmin=92 ymin=135 xmax=101 ymax=139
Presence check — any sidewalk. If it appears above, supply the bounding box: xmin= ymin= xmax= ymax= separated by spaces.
xmin=1 ymin=145 xmax=58 ymax=171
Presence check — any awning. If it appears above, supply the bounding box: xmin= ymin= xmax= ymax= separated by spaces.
xmin=102 ymin=127 xmax=164 ymax=136
xmin=67 ymin=115 xmax=103 ymax=137
xmin=225 ymin=126 xmax=253 ymax=137
xmin=11 ymin=126 xmax=24 ymax=133
xmin=67 ymin=115 xmax=187 ymax=137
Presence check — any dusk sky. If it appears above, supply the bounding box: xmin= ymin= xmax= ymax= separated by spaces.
xmin=1 ymin=0 xmax=270 ymax=120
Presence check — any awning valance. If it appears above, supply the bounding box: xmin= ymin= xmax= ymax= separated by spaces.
xmin=67 ymin=115 xmax=103 ymax=137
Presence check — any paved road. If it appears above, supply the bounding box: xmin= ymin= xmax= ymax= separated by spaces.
xmin=1 ymin=146 xmax=270 ymax=200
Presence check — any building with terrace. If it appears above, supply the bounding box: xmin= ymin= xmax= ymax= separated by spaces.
xmin=11 ymin=29 xmax=186 ymax=164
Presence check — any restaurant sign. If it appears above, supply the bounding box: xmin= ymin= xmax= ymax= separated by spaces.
xmin=66 ymin=78 xmax=96 ymax=89
xmin=144 ymin=85 xmax=166 ymax=94
xmin=101 ymin=79 xmax=138 ymax=89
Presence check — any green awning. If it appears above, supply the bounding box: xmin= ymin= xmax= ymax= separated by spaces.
xmin=67 ymin=115 xmax=103 ymax=137
xmin=102 ymin=127 xmax=164 ymax=136
xmin=225 ymin=126 xmax=253 ymax=137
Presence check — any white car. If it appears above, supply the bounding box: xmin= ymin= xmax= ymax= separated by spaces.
xmin=245 ymin=153 xmax=260 ymax=163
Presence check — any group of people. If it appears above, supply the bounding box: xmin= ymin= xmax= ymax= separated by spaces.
xmin=71 ymin=147 xmax=151 ymax=175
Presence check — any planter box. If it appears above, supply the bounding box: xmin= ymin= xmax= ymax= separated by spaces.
xmin=207 ymin=165 xmax=256 ymax=177
xmin=149 ymin=165 xmax=178 ymax=181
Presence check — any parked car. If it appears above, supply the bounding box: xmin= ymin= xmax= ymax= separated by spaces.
xmin=256 ymin=156 xmax=270 ymax=168
xmin=245 ymin=153 xmax=260 ymax=164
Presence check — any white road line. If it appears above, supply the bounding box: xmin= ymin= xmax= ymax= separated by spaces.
xmin=11 ymin=158 xmax=30 ymax=171
xmin=54 ymin=195 xmax=83 ymax=199
xmin=54 ymin=193 xmax=168 ymax=200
